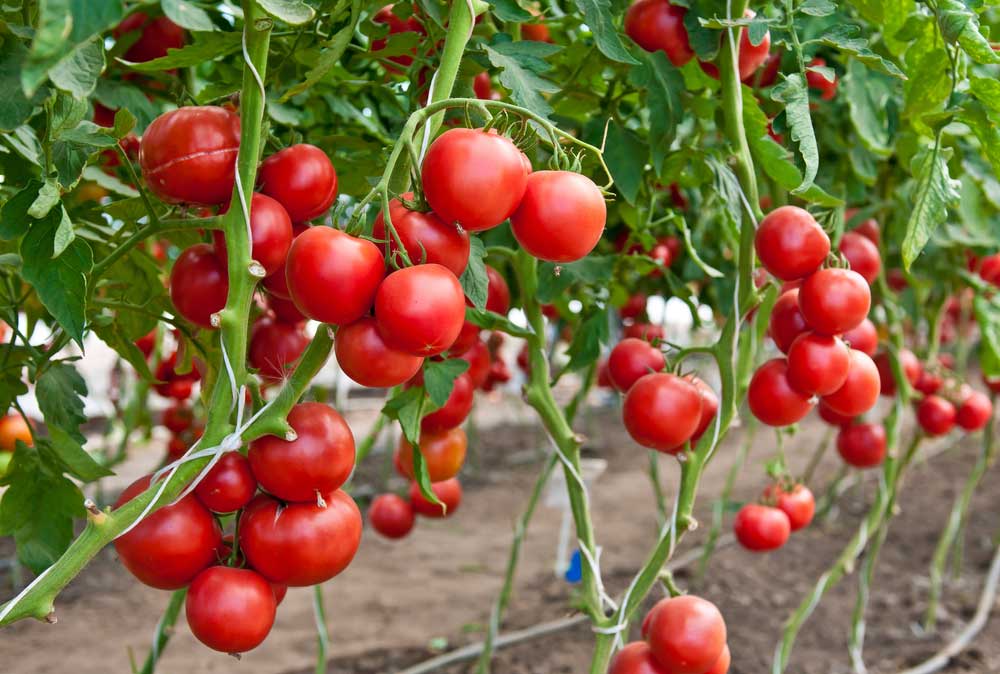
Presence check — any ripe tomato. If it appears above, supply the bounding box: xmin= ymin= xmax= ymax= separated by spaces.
xmin=115 ymin=12 xmax=185 ymax=63
xmin=335 ymin=317 xmax=424 ymax=387
xmin=214 ymin=193 xmax=293 ymax=277
xmin=258 ymin=144 xmax=337 ymax=224
xmin=372 ymin=4 xmax=425 ymax=69
xmin=375 ymin=264 xmax=466 ymax=356
xmin=607 ymin=338 xmax=666 ymax=392
xmin=449 ymin=321 xmax=481 ymax=355
xmin=915 ymin=370 xmax=944 ymax=396
xmin=263 ymin=222 xmax=310 ymax=300
xmin=874 ymin=349 xmax=922 ymax=397
xmin=161 ymin=404 xmax=192 ymax=433
xmin=754 ymin=206 xmax=830 ymax=281
xmin=373 ymin=194 xmax=470 ymax=276
xmin=769 ymin=289 xmax=809 ymax=353
xmin=417 ymin=372 xmax=474 ymax=432
xmin=268 ymin=294 xmax=307 ymax=325
xmin=700 ymin=9 xmax=771 ymax=80
xmin=622 ymin=373 xmax=703 ymax=452
xmin=369 ymin=493 xmax=416 ymax=539
xmin=0 ymin=414 xmax=33 ymax=452
xmin=836 ymin=423 xmax=887 ymax=468
xmin=806 ymin=57 xmax=838 ymax=100
xmin=786 ymin=332 xmax=851 ymax=396
xmin=170 ymin=244 xmax=228 ymax=329
xmin=620 ymin=293 xmax=648 ymax=321
xmin=842 ymin=318 xmax=878 ymax=357
xmin=248 ymin=318 xmax=309 ymax=382
xmin=239 ymin=489 xmax=361 ymax=586
xmin=818 ymin=401 xmax=854 ymax=427
xmin=521 ymin=11 xmax=551 ymax=42
xmin=140 ymin=107 xmax=240 ymax=205
xmin=194 ymin=452 xmax=257 ymax=514
xmin=624 ymin=322 xmax=666 ymax=343
xmin=409 ymin=478 xmax=462 ymax=518
xmin=608 ymin=642 xmax=670 ymax=674
xmin=486 ymin=265 xmax=511 ymax=314
xmin=688 ymin=376 xmax=720 ymax=443
xmin=838 ymin=231 xmax=881 ymax=284
xmin=395 ymin=427 xmax=467 ymax=482
xmin=185 ymin=566 xmax=276 ymax=653
xmin=798 ymin=268 xmax=871 ymax=335
xmin=154 ymin=351 xmax=200 ymax=400
xmin=456 ymin=340 xmax=490 ymax=389
xmin=956 ymin=389 xmax=993 ymax=431
xmin=748 ymin=358 xmax=813 ymax=427
xmin=286 ymin=227 xmax=385 ymax=325
xmin=822 ymin=349 xmax=880 ymax=417
xmin=421 ymin=128 xmax=529 ymax=231
xmin=510 ymin=171 xmax=606 ymax=263
xmin=734 ymin=503 xmax=791 ymax=551
xmin=849 ymin=214 xmax=880 ymax=247
xmin=645 ymin=595 xmax=727 ymax=674
xmin=765 ymin=484 xmax=815 ymax=531
xmin=248 ymin=402 xmax=355 ymax=503
xmin=473 ymin=72 xmax=493 ymax=99
xmin=113 ymin=476 xmax=222 ymax=590
xmin=624 ymin=0 xmax=693 ymax=67
xmin=705 ymin=644 xmax=731 ymax=674
xmin=917 ymin=395 xmax=956 ymax=436
xmin=135 ymin=329 xmax=156 ymax=358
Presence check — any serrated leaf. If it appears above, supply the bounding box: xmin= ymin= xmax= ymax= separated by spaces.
xmin=122 ymin=31 xmax=243 ymax=72
xmin=423 ymin=359 xmax=470 ymax=407
xmin=771 ymin=74 xmax=819 ymax=195
xmin=381 ymin=387 xmax=424 ymax=445
xmin=51 ymin=120 xmax=118 ymax=190
xmin=6 ymin=124 xmax=45 ymax=167
xmin=94 ymin=79 xmax=160 ymax=132
xmin=53 ymin=206 xmax=75 ymax=257
xmin=843 ymin=60 xmax=892 ymax=157
xmin=0 ymin=39 xmax=47 ymax=131
xmin=936 ymin=0 xmax=1000 ymax=65
xmin=971 ymin=77 xmax=1000 ymax=114
xmin=974 ymin=294 xmax=1000 ymax=377
xmin=959 ymin=101 xmax=1000 ymax=180
xmin=0 ymin=181 xmax=44 ymax=240
xmin=489 ymin=0 xmax=532 ymax=21
xmin=799 ymin=0 xmax=837 ymax=16
xmin=27 ymin=180 xmax=61 ymax=219
xmin=629 ymin=51 xmax=683 ymax=173
xmin=485 ymin=35 xmax=561 ymax=119
xmin=815 ymin=25 xmax=905 ymax=79
xmin=564 ymin=310 xmax=609 ymax=373
xmin=48 ymin=36 xmax=105 ymax=98
xmin=604 ymin=121 xmax=645 ymax=205
xmin=465 ymin=306 xmax=534 ymax=338
xmin=283 ymin=2 xmax=360 ymax=100
xmin=902 ymin=145 xmax=961 ymax=270
xmin=571 ymin=0 xmax=639 ymax=65
xmin=460 ymin=238 xmax=489 ymax=309
xmin=537 ymin=255 xmax=615 ymax=303
xmin=259 ymin=0 xmax=316 ymax=25
xmin=162 ymin=0 xmax=217 ymax=31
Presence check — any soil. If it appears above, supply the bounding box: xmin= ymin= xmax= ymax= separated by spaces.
xmin=3 ymin=396 xmax=999 ymax=674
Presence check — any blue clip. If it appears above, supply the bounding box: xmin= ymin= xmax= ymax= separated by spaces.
xmin=564 ymin=548 xmax=582 ymax=584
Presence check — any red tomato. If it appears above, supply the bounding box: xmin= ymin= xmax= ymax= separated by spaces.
xmin=874 ymin=349 xmax=922 ymax=397
xmin=700 ymin=10 xmax=771 ymax=81
xmin=754 ymin=206 xmax=830 ymax=281
xmin=162 ymin=404 xmax=192 ymax=433
xmin=369 ymin=493 xmax=416 ymax=539
xmin=248 ymin=318 xmax=309 ymax=382
xmin=608 ymin=642 xmax=670 ymax=674
xmin=956 ymin=389 xmax=993 ymax=431
xmin=836 ymin=423 xmax=887 ymax=468
xmin=239 ymin=489 xmax=361 ymax=586
xmin=371 ymin=4 xmax=425 ymax=69
xmin=170 ymin=244 xmax=229 ymax=329
xmin=597 ymin=360 xmax=614 ymax=389
xmin=449 ymin=321 xmax=481 ymax=355
xmin=842 ymin=318 xmax=878 ymax=357
xmin=818 ymin=401 xmax=854 ymax=427
xmin=421 ymin=128 xmax=529 ymax=231
xmin=135 ymin=329 xmax=156 ymax=358
xmin=915 ymin=370 xmax=943 ymax=396
xmin=645 ymin=595 xmax=727 ymax=674
xmin=769 ymin=289 xmax=809 ymax=353
xmin=417 ymin=372 xmax=474 ymax=432
xmin=734 ymin=503 xmax=791 ymax=551
xmin=185 ymin=566 xmax=275 ymax=653
xmin=335 ymin=317 xmax=424 ymax=387
xmin=113 ymin=476 xmax=222 ymax=590
xmin=620 ymin=294 xmax=648 ymax=321
xmin=486 ymin=265 xmax=511 ymax=314
xmin=624 ymin=0 xmax=693 ymax=67
xmin=286 ymin=227 xmax=385 ymax=325
xmin=521 ymin=18 xmax=551 ymax=43
xmin=805 ymin=57 xmax=838 ymax=100
xmin=607 ymin=338 xmax=666 ymax=392
xmin=214 ymin=193 xmax=293 ymax=277
xmin=822 ymin=349 xmax=880 ymax=417
xmin=409 ymin=478 xmax=462 ymax=518
xmin=917 ymin=395 xmax=956 ymax=436
xmin=375 ymin=264 xmax=466 ymax=356
xmin=473 ymin=72 xmax=493 ymax=99
xmin=622 ymin=373 xmax=703 ymax=452
xmin=748 ymin=358 xmax=813 ymax=427
xmin=258 ymin=144 xmax=337 ymax=224
xmin=268 ymin=294 xmax=307 ymax=325
xmin=154 ymin=351 xmax=201 ymax=400
xmin=263 ymin=222 xmax=310 ymax=300
xmin=395 ymin=427 xmax=467 ymax=482
xmin=456 ymin=340 xmax=490 ymax=388
xmin=798 ymin=268 xmax=871 ymax=335
xmin=624 ymin=322 xmax=666 ymax=343
xmin=849 ymin=215 xmax=881 ymax=247
xmin=140 ymin=107 xmax=240 ymax=205
xmin=373 ymin=195 xmax=470 ymax=276
xmin=980 ymin=253 xmax=1000 ymax=286
xmin=765 ymin=484 xmax=815 ymax=531
xmin=0 ymin=414 xmax=32 ymax=452
xmin=115 ymin=12 xmax=185 ymax=63
xmin=510 ymin=171 xmax=606 ymax=263
xmin=838 ymin=231 xmax=881 ymax=284
xmin=248 ymin=403 xmax=355 ymax=503
xmin=687 ymin=376 xmax=720 ymax=443
xmin=194 ymin=452 xmax=257 ymax=514
xmin=757 ymin=50 xmax=782 ymax=87
xmin=786 ymin=332 xmax=851 ymax=396
xmin=705 ymin=644 xmax=731 ymax=674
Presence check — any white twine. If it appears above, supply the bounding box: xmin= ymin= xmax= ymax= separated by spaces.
xmin=0 ymin=564 xmax=55 ymax=623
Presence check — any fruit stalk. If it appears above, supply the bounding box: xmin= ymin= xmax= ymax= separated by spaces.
xmin=137 ymin=589 xmax=186 ymax=674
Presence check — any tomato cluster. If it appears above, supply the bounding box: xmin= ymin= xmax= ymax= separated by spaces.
xmin=734 ymin=483 xmax=815 ymax=552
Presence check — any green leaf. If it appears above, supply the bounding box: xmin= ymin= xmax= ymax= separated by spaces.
xmin=51 ymin=120 xmax=118 ymax=190
xmin=676 ymin=216 xmax=723 ymax=278
xmin=959 ymin=101 xmax=1000 ymax=180
xmin=604 ymin=122 xmax=645 ymax=205
xmin=815 ymin=25 xmax=905 ymax=79
xmin=629 ymin=51 xmax=683 ymax=174
xmin=564 ymin=310 xmax=609 ymax=373
xmin=798 ymin=0 xmax=837 ymax=17
xmin=6 ymin=124 xmax=45 ymax=167
xmin=771 ymin=73 xmax=819 ymax=196
xmin=843 ymin=60 xmax=892 ymax=156
xmin=460 ymin=238 xmax=489 ymax=309
xmin=53 ymin=206 xmax=75 ymax=257
xmin=423 ymin=358 xmax=470 ymax=407
xmin=465 ymin=306 xmax=534 ymax=339
xmin=971 ymin=76 xmax=1000 ymax=113
xmin=20 ymin=210 xmax=93 ymax=345
xmin=0 ymin=181 xmax=44 ymax=240
xmin=283 ymin=2 xmax=361 ymax=100
xmin=488 ymin=0 xmax=532 ymax=21
xmin=81 ymin=165 xmax=140 ymax=198
xmin=94 ymin=79 xmax=160 ymax=132
xmin=571 ymin=0 xmax=639 ymax=65
xmin=0 ymin=38 xmax=48 ymax=131
xmin=537 ymin=255 xmax=615 ymax=303
xmin=123 ymin=31 xmax=243 ymax=71
xmin=936 ymin=0 xmax=1000 ymax=65
xmin=381 ymin=387 xmax=424 ymax=445
xmin=258 ymin=0 xmax=316 ymax=25
xmin=48 ymin=36 xmax=105 ymax=98
xmin=27 ymin=180 xmax=60 ymax=219
xmin=974 ymin=294 xmax=1000 ymax=377
xmin=901 ymin=144 xmax=961 ymax=270
xmin=162 ymin=0 xmax=217 ymax=31
xmin=485 ymin=35 xmax=561 ymax=119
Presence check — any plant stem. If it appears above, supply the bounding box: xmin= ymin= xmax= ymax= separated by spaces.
xmin=803 ymin=426 xmax=833 ymax=484
xmin=138 ymin=590 xmax=186 ymax=674
xmin=648 ymin=452 xmax=668 ymax=528
xmin=313 ymin=586 xmax=331 ymax=674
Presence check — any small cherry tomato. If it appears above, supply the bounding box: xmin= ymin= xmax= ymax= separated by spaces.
xmin=607 ymin=338 xmax=666 ymax=392
xmin=170 ymin=243 xmax=228 ymax=329
xmin=798 ymin=268 xmax=871 ymax=335
xmin=395 ymin=427 xmax=468 ymax=482
xmin=369 ymin=494 xmax=416 ymax=539
xmin=335 ymin=316 xmax=424 ymax=387
xmin=916 ymin=395 xmax=956 ymax=436
xmin=837 ymin=422 xmax=887 ymax=468
xmin=645 ymin=595 xmax=727 ymax=674
xmin=248 ymin=317 xmax=309 ymax=382
xmin=821 ymin=349 xmax=881 ymax=417
xmin=185 ymin=566 xmax=276 ymax=653
xmin=748 ymin=358 xmax=814 ymax=427
xmin=624 ymin=0 xmax=693 ymax=67
xmin=194 ymin=452 xmax=258 ymax=514
xmin=755 ymin=208 xmax=829 ymax=281
xmin=622 ymin=373 xmax=703 ymax=452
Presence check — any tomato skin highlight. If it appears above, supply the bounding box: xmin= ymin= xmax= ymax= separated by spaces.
xmin=608 ymin=338 xmax=666 ymax=392
xmin=622 ymin=373 xmax=703 ymax=453
xmin=510 ymin=170 xmax=607 ymax=263
xmin=421 ymin=128 xmax=529 ymax=231
xmin=607 ymin=641 xmax=671 ymax=674
xmin=185 ymin=566 xmax=276 ymax=653
xmin=194 ymin=452 xmax=258 ymax=514
xmin=113 ymin=476 xmax=223 ymax=590
xmin=248 ymin=402 xmax=355 ymax=502
xmin=916 ymin=395 xmax=957 ymax=436
xmin=748 ymin=358 xmax=814 ymax=427
xmin=645 ymin=595 xmax=727 ymax=674
xmin=248 ymin=318 xmax=310 ymax=382
xmin=170 ymin=243 xmax=229 ymax=329
xmin=258 ymin=144 xmax=338 ymax=224
xmin=624 ymin=0 xmax=694 ymax=67
xmin=369 ymin=493 xmax=416 ymax=539
xmin=786 ymin=332 xmax=851 ymax=396
xmin=409 ymin=478 xmax=462 ymax=518
xmin=373 ymin=194 xmax=471 ymax=276
xmin=239 ymin=489 xmax=362 ymax=586
xmin=734 ymin=503 xmax=791 ymax=551
xmin=836 ymin=422 xmax=887 ymax=468
xmin=335 ymin=317 xmax=424 ymax=387
xmin=838 ymin=231 xmax=881 ymax=284
xmin=375 ymin=264 xmax=466 ymax=356
xmin=769 ymin=289 xmax=810 ymax=354
xmin=821 ymin=349 xmax=881 ymax=417
xmin=395 ymin=427 xmax=467 ymax=482
xmin=286 ymin=227 xmax=385 ymax=325
xmin=140 ymin=106 xmax=240 ymax=205
xmin=956 ymin=389 xmax=993 ymax=431
xmin=754 ymin=206 xmax=830 ymax=281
